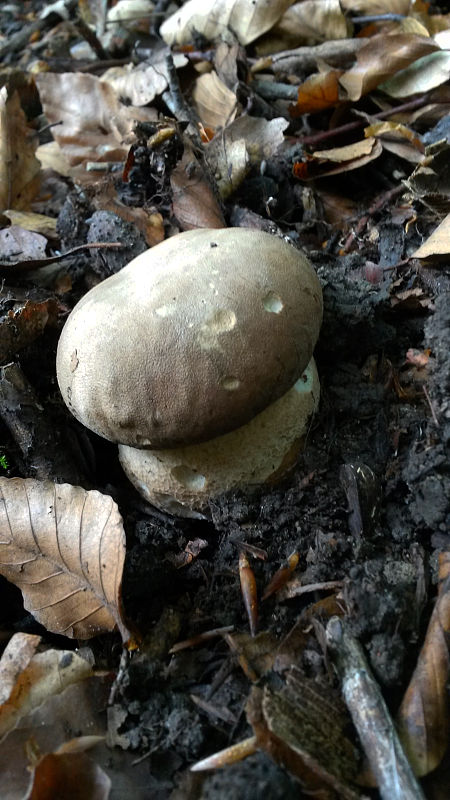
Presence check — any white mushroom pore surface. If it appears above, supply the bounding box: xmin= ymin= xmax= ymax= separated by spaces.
xmin=56 ymin=227 xmax=323 ymax=515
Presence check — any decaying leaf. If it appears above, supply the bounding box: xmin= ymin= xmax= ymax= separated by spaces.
xmin=0 ymin=647 xmax=93 ymax=739
xmin=0 ymin=88 xmax=41 ymax=211
xmin=160 ymin=0 xmax=291 ymax=47
xmin=381 ymin=51 xmax=450 ymax=98
xmin=396 ymin=553 xmax=450 ymax=776
xmin=100 ymin=52 xmax=188 ymax=107
xmin=247 ymin=669 xmax=361 ymax=799
xmin=289 ymin=70 xmax=343 ymax=117
xmin=170 ymin=144 xmax=226 ymax=229
xmin=403 ymin=140 xmax=450 ymax=214
xmin=0 ymin=296 xmax=61 ymax=363
xmin=412 ymin=213 xmax=450 ymax=260
xmin=34 ymin=72 xmax=156 ymax=167
xmin=192 ymin=71 xmax=237 ymax=130
xmin=0 ymin=478 xmax=129 ymax=640
xmin=28 ymin=748 xmax=111 ymax=800
xmin=206 ymin=115 xmax=288 ymax=197
xmin=3 ymin=210 xmax=57 ymax=239
xmin=294 ymin=137 xmax=383 ymax=179
xmin=0 ymin=671 xmax=113 ymax=798
xmin=339 ymin=34 xmax=438 ymax=102
xmin=0 ymin=633 xmax=41 ymax=705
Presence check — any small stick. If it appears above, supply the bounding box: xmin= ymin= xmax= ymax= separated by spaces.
xmin=191 ymin=736 xmax=258 ymax=772
xmin=326 ymin=617 xmax=425 ymax=800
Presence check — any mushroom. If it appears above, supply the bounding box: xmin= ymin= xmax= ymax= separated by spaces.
xmin=56 ymin=227 xmax=322 ymax=515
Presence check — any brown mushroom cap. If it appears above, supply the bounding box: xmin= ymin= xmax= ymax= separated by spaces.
xmin=118 ymin=359 xmax=320 ymax=517
xmin=56 ymin=227 xmax=322 ymax=448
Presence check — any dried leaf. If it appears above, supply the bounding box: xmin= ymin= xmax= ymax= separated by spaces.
xmin=381 ymin=51 xmax=450 ymax=98
xmin=412 ymin=213 xmax=450 ymax=260
xmin=160 ymin=0 xmax=292 ymax=47
xmin=0 ymin=648 xmax=93 ymax=739
xmin=397 ymin=553 xmax=450 ymax=776
xmin=403 ymin=140 xmax=450 ymax=214
xmin=0 ymin=88 xmax=41 ymax=212
xmin=206 ymin=115 xmax=288 ymax=196
xmin=34 ymin=73 xmax=156 ymax=167
xmin=289 ymin=71 xmax=343 ymax=117
xmin=100 ymin=53 xmax=187 ymax=107
xmin=340 ymin=0 xmax=413 ymax=12
xmin=246 ymin=670 xmax=361 ymax=799
xmin=279 ymin=0 xmax=350 ymax=44
xmin=3 ymin=210 xmax=58 ymax=239
xmin=0 ymin=478 xmax=129 ymax=640
xmin=294 ymin=137 xmax=383 ymax=179
xmin=339 ymin=34 xmax=438 ymax=102
xmin=170 ymin=144 xmax=226 ymax=229
xmin=0 ymin=633 xmax=41 ymax=705
xmin=192 ymin=71 xmax=237 ymax=130
xmin=0 ymin=672 xmax=113 ymax=797
xmin=0 ymin=297 xmax=60 ymax=363
xmin=0 ymin=225 xmax=47 ymax=261
xmin=27 ymin=750 xmax=111 ymax=800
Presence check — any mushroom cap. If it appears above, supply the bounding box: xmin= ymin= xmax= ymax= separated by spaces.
xmin=56 ymin=227 xmax=322 ymax=448
xmin=118 ymin=359 xmax=320 ymax=517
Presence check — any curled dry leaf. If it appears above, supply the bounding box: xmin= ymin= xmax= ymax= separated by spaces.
xmin=101 ymin=53 xmax=188 ymax=107
xmin=28 ymin=750 xmax=111 ymax=800
xmin=206 ymin=115 xmax=288 ymax=197
xmin=0 ymin=478 xmax=129 ymax=640
xmin=170 ymin=144 xmax=226 ymax=229
xmin=289 ymin=70 xmax=343 ymax=117
xmin=160 ymin=0 xmax=292 ymax=47
xmin=0 ymin=297 xmax=60 ymax=363
xmin=246 ymin=670 xmax=361 ymax=800
xmin=339 ymin=34 xmax=438 ymax=102
xmin=279 ymin=0 xmax=350 ymax=45
xmin=34 ymin=72 xmax=156 ymax=167
xmin=340 ymin=0 xmax=412 ymax=12
xmin=192 ymin=71 xmax=237 ymax=130
xmin=412 ymin=213 xmax=450 ymax=260
xmin=396 ymin=552 xmax=450 ymax=776
xmin=0 ymin=647 xmax=93 ymax=739
xmin=0 ymin=88 xmax=41 ymax=212
xmin=380 ymin=51 xmax=450 ymax=98
xmin=0 ymin=632 xmax=41 ymax=705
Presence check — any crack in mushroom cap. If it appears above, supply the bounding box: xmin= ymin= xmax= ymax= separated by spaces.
xmin=56 ymin=227 xmax=323 ymax=448
xmin=118 ymin=359 xmax=320 ymax=517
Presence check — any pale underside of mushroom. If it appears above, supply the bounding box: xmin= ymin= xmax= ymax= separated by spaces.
xmin=119 ymin=358 xmax=320 ymax=518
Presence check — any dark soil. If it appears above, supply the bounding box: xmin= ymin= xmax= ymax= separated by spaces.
xmin=0 ymin=2 xmax=449 ymax=799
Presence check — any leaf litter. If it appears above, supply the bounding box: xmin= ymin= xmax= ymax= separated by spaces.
xmin=0 ymin=0 xmax=449 ymax=797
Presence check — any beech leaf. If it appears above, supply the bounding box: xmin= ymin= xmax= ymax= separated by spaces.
xmin=160 ymin=0 xmax=291 ymax=47
xmin=396 ymin=553 xmax=450 ymax=776
xmin=0 ymin=478 xmax=129 ymax=640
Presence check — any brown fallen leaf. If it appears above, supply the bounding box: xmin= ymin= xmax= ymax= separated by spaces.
xmin=339 ymin=34 xmax=438 ymax=102
xmin=0 ymin=632 xmax=41 ymax=705
xmin=396 ymin=552 xmax=450 ymax=776
xmin=0 ymin=647 xmax=93 ymax=739
xmin=412 ymin=213 xmax=450 ymax=260
xmin=170 ymin=144 xmax=226 ymax=229
xmin=0 ymin=671 xmax=113 ymax=798
xmin=0 ymin=88 xmax=41 ymax=212
xmin=192 ymin=71 xmax=237 ymax=130
xmin=294 ymin=137 xmax=383 ymax=179
xmin=0 ymin=478 xmax=129 ymax=640
xmin=34 ymin=72 xmax=156 ymax=168
xmin=246 ymin=669 xmax=361 ymax=799
xmin=160 ymin=0 xmax=292 ymax=47
xmin=289 ymin=70 xmax=343 ymax=117
xmin=28 ymin=746 xmax=111 ymax=800
xmin=0 ymin=297 xmax=61 ymax=363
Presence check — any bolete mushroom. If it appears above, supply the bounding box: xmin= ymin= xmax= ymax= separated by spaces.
xmin=56 ymin=227 xmax=322 ymax=516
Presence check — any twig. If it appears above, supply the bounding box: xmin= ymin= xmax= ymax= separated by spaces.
xmin=422 ymin=385 xmax=440 ymax=427
xmin=302 ymin=95 xmax=431 ymax=148
xmin=326 ymin=617 xmax=426 ymax=800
